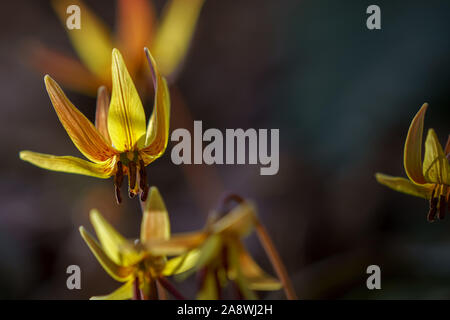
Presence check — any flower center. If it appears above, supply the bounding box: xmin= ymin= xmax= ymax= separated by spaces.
xmin=427 ymin=184 xmax=449 ymax=221
xmin=113 ymin=152 xmax=149 ymax=204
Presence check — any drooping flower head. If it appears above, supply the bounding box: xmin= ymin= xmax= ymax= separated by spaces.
xmin=376 ymin=103 xmax=450 ymax=221
xmin=29 ymin=0 xmax=206 ymax=95
xmin=20 ymin=48 xmax=170 ymax=203
xmin=79 ymin=187 xmax=197 ymax=299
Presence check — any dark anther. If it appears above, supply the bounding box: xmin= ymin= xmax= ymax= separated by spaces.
xmin=129 ymin=190 xmax=136 ymax=198
xmin=128 ymin=161 xmax=137 ymax=190
xmin=141 ymin=185 xmax=149 ymax=202
xmin=427 ymin=197 xmax=438 ymax=222
xmin=438 ymin=195 xmax=446 ymax=220
xmin=114 ymin=161 xmax=124 ymax=204
xmin=114 ymin=161 xmax=124 ymax=187
xmin=139 ymin=160 xmax=149 ymax=202
xmin=115 ymin=185 xmax=122 ymax=204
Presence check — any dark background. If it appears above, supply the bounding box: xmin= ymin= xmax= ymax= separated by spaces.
xmin=0 ymin=0 xmax=449 ymax=299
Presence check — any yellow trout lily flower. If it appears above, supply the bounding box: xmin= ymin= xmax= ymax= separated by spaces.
xmin=145 ymin=200 xmax=282 ymax=300
xmin=29 ymin=0 xmax=206 ymax=95
xmin=376 ymin=103 xmax=450 ymax=221
xmin=79 ymin=187 xmax=197 ymax=300
xmin=20 ymin=48 xmax=170 ymax=203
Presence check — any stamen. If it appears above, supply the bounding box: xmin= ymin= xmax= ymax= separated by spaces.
xmin=438 ymin=195 xmax=446 ymax=220
xmin=139 ymin=160 xmax=149 ymax=202
xmin=427 ymin=197 xmax=438 ymax=222
xmin=128 ymin=161 xmax=137 ymax=198
xmin=114 ymin=161 xmax=124 ymax=204
xmin=115 ymin=185 xmax=122 ymax=204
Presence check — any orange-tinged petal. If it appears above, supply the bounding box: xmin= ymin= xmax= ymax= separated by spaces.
xmin=27 ymin=43 xmax=101 ymax=95
xmin=19 ymin=151 xmax=114 ymax=178
xmin=95 ymin=86 xmax=112 ymax=144
xmin=404 ymin=103 xmax=428 ymax=184
xmin=423 ymin=129 xmax=450 ymax=185
xmin=116 ymin=0 xmax=156 ymax=74
xmin=108 ymin=49 xmax=146 ymax=151
xmin=44 ymin=75 xmax=116 ymax=162
xmin=151 ymin=0 xmax=205 ymax=76
xmin=79 ymin=226 xmax=134 ymax=282
xmin=51 ymin=0 xmax=113 ymax=82
xmin=140 ymin=187 xmax=170 ymax=243
xmin=197 ymin=268 xmax=218 ymax=300
xmin=141 ymin=48 xmax=170 ymax=162
xmin=375 ymin=173 xmax=434 ymax=199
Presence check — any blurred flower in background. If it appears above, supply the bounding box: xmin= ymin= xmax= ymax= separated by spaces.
xmin=27 ymin=0 xmax=206 ymax=95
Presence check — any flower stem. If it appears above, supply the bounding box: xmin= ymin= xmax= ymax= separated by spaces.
xmin=255 ymin=221 xmax=298 ymax=300
xmin=158 ymin=276 xmax=186 ymax=300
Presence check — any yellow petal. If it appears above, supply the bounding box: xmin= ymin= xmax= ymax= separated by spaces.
xmin=51 ymin=0 xmax=113 ymax=82
xmin=197 ymin=269 xmax=219 ymax=300
xmin=27 ymin=43 xmax=102 ymax=95
xmin=163 ymin=249 xmax=201 ymax=276
xmin=90 ymin=280 xmax=133 ymax=300
xmin=404 ymin=103 xmax=428 ymax=184
xmin=108 ymin=49 xmax=146 ymax=151
xmin=238 ymin=247 xmax=282 ymax=291
xmin=192 ymin=234 xmax=222 ymax=270
xmin=212 ymin=202 xmax=257 ymax=237
xmin=226 ymin=241 xmax=257 ymax=299
xmin=141 ymin=48 xmax=170 ymax=162
xmin=375 ymin=173 xmax=434 ymax=199
xmin=95 ymin=86 xmax=111 ymax=144
xmin=90 ymin=209 xmax=141 ymax=267
xmin=423 ymin=129 xmax=450 ymax=185
xmin=152 ymin=0 xmax=205 ymax=76
xmin=116 ymin=0 xmax=155 ymax=74
xmin=145 ymin=231 xmax=207 ymax=256
xmin=140 ymin=187 xmax=170 ymax=243
xmin=44 ymin=75 xmax=116 ymax=162
xmin=79 ymin=226 xmax=134 ymax=282
xmin=19 ymin=151 xmax=113 ymax=178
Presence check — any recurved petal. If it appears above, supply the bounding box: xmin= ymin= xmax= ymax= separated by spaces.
xmin=423 ymin=129 xmax=450 ymax=185
xmin=140 ymin=187 xmax=170 ymax=243
xmin=212 ymin=202 xmax=257 ymax=237
xmin=117 ymin=0 xmax=155 ymax=74
xmin=151 ymin=0 xmax=205 ymax=76
xmin=95 ymin=86 xmax=111 ymax=144
xmin=375 ymin=173 xmax=434 ymax=199
xmin=144 ymin=231 xmax=207 ymax=256
xmin=19 ymin=151 xmax=113 ymax=178
xmin=238 ymin=247 xmax=282 ymax=291
xmin=44 ymin=76 xmax=116 ymax=162
xmin=90 ymin=280 xmax=133 ymax=300
xmin=90 ymin=209 xmax=141 ymax=267
xmin=79 ymin=227 xmax=134 ymax=282
xmin=141 ymin=48 xmax=170 ymax=161
xmin=108 ymin=49 xmax=147 ymax=151
xmin=51 ymin=0 xmax=113 ymax=82
xmin=404 ymin=103 xmax=428 ymax=184
xmin=163 ymin=249 xmax=201 ymax=276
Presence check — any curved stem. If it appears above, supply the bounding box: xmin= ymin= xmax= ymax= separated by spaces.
xmin=255 ymin=221 xmax=298 ymax=300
